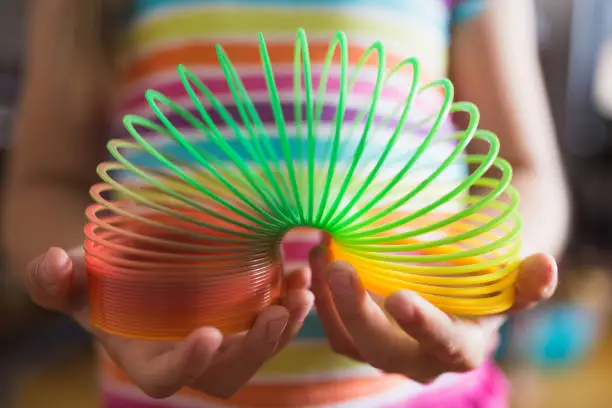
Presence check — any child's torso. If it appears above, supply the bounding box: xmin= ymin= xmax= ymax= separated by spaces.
xmin=101 ymin=1 xmax=487 ymax=407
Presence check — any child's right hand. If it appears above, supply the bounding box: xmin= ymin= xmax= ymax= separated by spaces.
xmin=23 ymin=247 xmax=314 ymax=399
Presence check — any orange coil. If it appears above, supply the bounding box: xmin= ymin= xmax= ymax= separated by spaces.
xmin=85 ymin=208 xmax=284 ymax=340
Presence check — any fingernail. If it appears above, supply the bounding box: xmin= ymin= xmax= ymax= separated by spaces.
xmin=541 ymin=283 xmax=556 ymax=299
xmin=390 ymin=291 xmax=417 ymax=325
xmin=404 ymin=291 xmax=426 ymax=307
xmin=328 ymin=270 xmax=353 ymax=299
xmin=35 ymin=251 xmax=55 ymax=288
xmin=36 ymin=249 xmax=69 ymax=292
xmin=266 ymin=317 xmax=288 ymax=342
xmin=543 ymin=262 xmax=558 ymax=299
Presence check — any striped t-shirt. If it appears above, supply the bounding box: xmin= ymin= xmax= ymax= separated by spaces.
xmin=100 ymin=1 xmax=510 ymax=407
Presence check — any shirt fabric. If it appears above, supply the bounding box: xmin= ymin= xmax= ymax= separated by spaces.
xmin=101 ymin=0 xmax=509 ymax=406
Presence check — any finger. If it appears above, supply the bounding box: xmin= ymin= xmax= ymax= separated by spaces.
xmin=209 ymin=273 xmax=314 ymax=355
xmin=25 ymin=247 xmax=78 ymax=313
xmin=277 ymin=288 xmax=315 ymax=349
xmin=385 ymin=291 xmax=496 ymax=371
xmin=193 ymin=305 xmax=290 ymax=398
xmin=324 ymin=261 xmax=411 ymax=370
xmin=284 ymin=267 xmax=311 ymax=291
xmin=512 ymin=253 xmax=558 ymax=312
xmin=309 ymin=246 xmax=361 ymax=360
xmin=101 ymin=327 xmax=223 ymax=399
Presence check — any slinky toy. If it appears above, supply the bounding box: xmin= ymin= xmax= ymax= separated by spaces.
xmin=84 ymin=29 xmax=521 ymax=341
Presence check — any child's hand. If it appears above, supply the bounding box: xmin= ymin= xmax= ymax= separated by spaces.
xmin=24 ymin=247 xmax=314 ymax=399
xmin=309 ymin=246 xmax=557 ymax=383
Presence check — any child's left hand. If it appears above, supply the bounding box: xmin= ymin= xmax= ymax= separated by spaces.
xmin=308 ymin=246 xmax=557 ymax=383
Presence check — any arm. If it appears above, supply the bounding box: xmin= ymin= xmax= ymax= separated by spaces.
xmin=450 ymin=0 xmax=570 ymax=257
xmin=2 ymin=0 xmax=113 ymax=275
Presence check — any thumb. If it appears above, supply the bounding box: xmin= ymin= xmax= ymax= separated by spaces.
xmin=309 ymin=245 xmax=332 ymax=286
xmin=511 ymin=252 xmax=558 ymax=312
xmin=26 ymin=247 xmax=79 ymax=313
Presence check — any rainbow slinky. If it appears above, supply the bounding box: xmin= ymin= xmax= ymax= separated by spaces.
xmin=84 ymin=29 xmax=522 ymax=341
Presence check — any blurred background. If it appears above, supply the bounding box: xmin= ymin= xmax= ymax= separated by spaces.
xmin=2 ymin=0 xmax=612 ymax=407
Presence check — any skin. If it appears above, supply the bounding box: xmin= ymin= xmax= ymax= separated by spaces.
xmin=3 ymin=0 xmax=565 ymax=400
xmin=25 ymin=247 xmax=313 ymax=399
xmin=452 ymin=0 xmax=569 ymax=258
